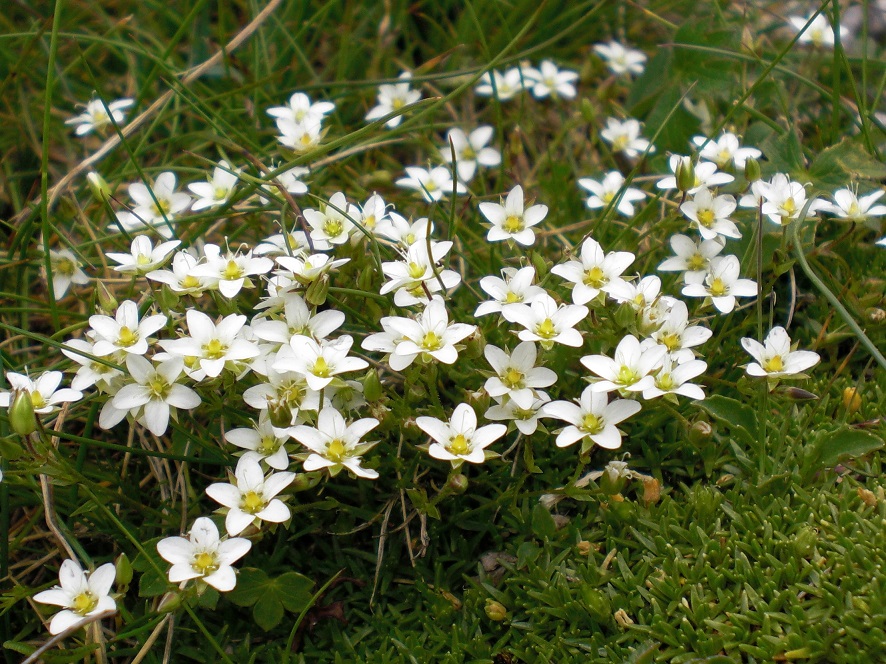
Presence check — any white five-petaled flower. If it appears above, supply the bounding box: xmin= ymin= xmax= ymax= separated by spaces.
xmin=206 ymin=456 xmax=295 ymax=536
xmin=483 ymin=342 xmax=557 ymax=409
xmin=657 ymin=155 xmax=734 ymax=193
xmin=124 ymin=171 xmax=192 ymax=229
xmin=241 ymin=368 xmax=319 ymax=424
xmin=479 ymin=185 xmax=548 ymax=246
xmin=641 ymin=355 xmax=707 ymax=400
xmin=501 ymin=293 xmax=589 ymax=349
xmin=788 ymin=13 xmax=848 ymax=48
xmin=551 ymin=237 xmax=635 ymax=305
xmin=600 ymin=118 xmax=655 ymax=159
xmin=374 ymin=213 xmax=433 ymax=248
xmin=363 ymin=296 xmax=476 ymax=370
xmin=303 ymin=192 xmax=359 ymax=246
xmin=818 ymin=188 xmax=886 ymax=223
xmin=606 ymin=275 xmax=662 ymax=312
xmin=485 ymin=392 xmax=552 ymax=436
xmin=657 ymin=234 xmax=725 ymax=282
xmin=475 ymin=266 xmax=546 ymax=318
xmin=61 ymin=339 xmax=124 ymax=392
xmin=274 ymin=335 xmax=368 ymax=391
xmin=276 ymin=118 xmax=324 ymax=153
xmin=0 ymin=371 xmax=82 ymax=415
xmin=48 ymin=248 xmax=90 ymax=297
xmin=65 ymin=98 xmax=133 ymax=136
xmin=355 ymin=193 xmax=389 ymax=234
xmin=33 ymin=559 xmax=117 ymax=635
xmin=593 ymin=41 xmax=647 ymax=77
xmin=416 ymin=403 xmax=507 ymax=466
xmin=251 ymin=293 xmax=345 ymax=346
xmin=187 ymin=161 xmax=240 ymax=211
xmin=755 ymin=174 xmax=820 ymax=225
xmin=649 ymin=299 xmax=713 ymax=353
xmin=523 ymin=60 xmax=579 ymax=99
xmin=275 ymin=253 xmax=349 ymax=283
xmin=100 ymin=355 xmax=200 ymax=436
xmin=578 ymin=171 xmax=646 ymax=217
xmin=475 ymin=68 xmax=527 ymax=100
xmin=692 ymin=132 xmax=762 ymax=170
xmin=106 ymin=236 xmax=180 ymax=274
xmin=159 ymin=310 xmax=259 ymax=379
xmin=581 ymin=335 xmax=667 ymax=394
xmin=189 ymin=243 xmax=274 ymax=298
xmin=288 ymin=406 xmax=380 ymax=478
xmin=156 ymin=517 xmax=251 ymax=592
xmin=380 ymin=240 xmax=461 ymax=307
xmin=680 ymin=187 xmax=741 ymax=240
xmin=267 ymin=92 xmax=335 ymax=126
xmin=365 ymin=72 xmax=422 ymax=128
xmin=226 ymin=414 xmax=291 ymax=470
xmin=396 ymin=166 xmax=467 ymax=202
xmin=89 ymin=300 xmax=167 ymax=357
xmin=146 ymin=249 xmax=216 ymax=296
xmin=682 ymin=255 xmax=757 ymax=314
xmin=259 ymin=165 xmax=311 ymax=203
xmin=740 ymin=326 xmax=820 ymax=378
xmin=440 ymin=126 xmax=501 ymax=182
xmin=544 ymin=386 xmax=641 ymax=450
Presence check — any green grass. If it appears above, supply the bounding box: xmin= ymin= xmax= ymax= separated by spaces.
xmin=1 ymin=0 xmax=885 ymax=662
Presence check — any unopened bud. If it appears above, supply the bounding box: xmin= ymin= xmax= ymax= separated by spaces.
xmin=744 ymin=157 xmax=761 ymax=183
xmin=531 ymin=251 xmax=549 ymax=279
xmin=484 ymin=599 xmax=508 ymax=621
xmin=291 ymin=472 xmax=322 ymax=492
xmin=357 ymin=265 xmax=375 ymax=292
xmin=446 ymin=473 xmax=469 ymax=494
xmin=641 ymin=476 xmax=661 ymax=505
xmin=96 ymin=282 xmax=118 ymax=314
xmin=157 ymin=592 xmax=181 ymax=613
xmin=463 ymin=330 xmax=485 ymax=360
xmin=688 ymin=420 xmax=713 ymax=445
xmin=115 ymin=553 xmax=133 ymax=588
xmin=581 ymin=587 xmax=611 ymax=621
xmin=675 ymin=156 xmax=695 ymax=192
xmin=9 ymin=390 xmax=37 ymax=436
xmin=362 ymin=369 xmax=383 ymax=402
xmin=305 ymin=274 xmax=329 ymax=306
xmin=267 ymin=401 xmax=292 ymax=428
xmin=86 ymin=172 xmax=112 ymax=202
xmin=777 ymin=386 xmax=818 ymax=401
xmin=793 ymin=525 xmax=817 ymax=557
xmin=842 ymin=387 xmax=862 ymax=414
xmin=580 ymin=98 xmax=595 ymax=123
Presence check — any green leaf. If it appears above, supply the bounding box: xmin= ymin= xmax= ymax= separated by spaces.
xmin=226 ymin=567 xmax=315 ymax=631
xmin=227 ymin=568 xmax=270 ymax=607
xmin=808 ymin=139 xmax=886 ymax=188
xmin=671 ymin=23 xmax=740 ymax=95
xmin=276 ymin=572 xmax=316 ymax=613
xmin=253 ymin=593 xmax=285 ymax=632
xmin=531 ymin=502 xmax=557 ymax=541
xmin=760 ymin=128 xmax=805 ymax=174
xmin=699 ymin=395 xmax=758 ymax=444
xmin=0 ymin=436 xmax=25 ymax=460
xmin=812 ymin=428 xmax=884 ymax=468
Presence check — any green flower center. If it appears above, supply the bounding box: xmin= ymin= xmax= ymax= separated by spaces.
xmin=708 ymin=278 xmax=727 ymax=297
xmin=612 ymin=135 xmax=629 ymax=152
xmin=192 ymin=551 xmax=219 ymax=575
xmin=504 ymin=291 xmax=522 ymax=304
xmin=659 ymin=332 xmax=682 ymax=351
xmin=583 ymin=266 xmax=607 ymax=288
xmin=697 ymin=209 xmax=715 ymax=228
xmin=422 ymin=331 xmax=443 ymax=351
xmin=686 ymin=253 xmax=707 ymax=271
xmin=117 ymin=326 xmax=139 ymax=347
xmin=617 ymin=366 xmax=639 ymax=386
xmin=449 ymin=434 xmax=470 ymax=455
xmin=656 ymin=373 xmax=676 ymax=391
xmin=30 ymin=392 xmax=46 ymax=409
xmin=151 ymin=199 xmax=171 ymax=217
xmin=326 ymin=439 xmax=347 ymax=462
xmin=202 ymin=339 xmax=228 ymax=360
xmin=311 ymin=357 xmax=331 ymax=378
xmin=392 ymin=98 xmax=405 ymax=110
xmin=181 ymin=275 xmax=201 ymax=289
xmin=581 ymin=413 xmax=603 ymax=434
xmin=763 ymin=355 xmax=784 ymax=373
xmin=72 ymin=590 xmax=98 ymax=615
xmin=503 ymin=215 xmax=524 ymax=233
xmin=535 ymin=318 xmax=557 ymax=339
xmin=502 ymin=367 xmax=524 ymax=388
xmin=462 ymin=146 xmax=476 ymax=160
xmin=323 ymin=219 xmax=343 ymax=238
xmin=241 ymin=490 xmax=266 ymax=514
xmin=214 ymin=186 xmax=229 ymax=200
xmin=280 ymin=380 xmax=307 ymax=407
xmin=223 ymin=260 xmax=243 ymax=281
xmin=408 ymin=262 xmax=426 ymax=279
xmin=147 ymin=376 xmax=170 ymax=399
xmin=136 ymin=253 xmax=152 ymax=266
xmin=56 ymin=258 xmax=76 ymax=276
xmin=257 ymin=436 xmax=281 ymax=456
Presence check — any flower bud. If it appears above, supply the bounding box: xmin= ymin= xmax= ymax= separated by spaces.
xmin=291 ymin=472 xmax=322 ymax=492
xmin=362 ymin=369 xmax=383 ymax=402
xmin=115 ymin=553 xmax=133 ymax=589
xmin=357 ymin=265 xmax=375 ymax=292
xmin=446 ymin=473 xmax=469 ymax=494
xmin=86 ymin=172 xmax=112 ymax=202
xmin=463 ymin=329 xmax=485 ymax=360
xmin=842 ymin=387 xmax=862 ymax=414
xmin=580 ymin=98 xmax=595 ymax=123
xmin=484 ymin=599 xmax=508 ymax=621
xmin=267 ymin=401 xmax=292 ymax=428
xmin=675 ymin=156 xmax=695 ymax=193
xmin=688 ymin=420 xmax=713 ymax=445
xmin=9 ymin=389 xmax=37 ymax=436
xmin=531 ymin=251 xmax=549 ymax=279
xmin=305 ymin=273 xmax=329 ymax=306
xmin=744 ymin=157 xmax=761 ymax=183
xmin=96 ymin=281 xmax=118 ymax=315
xmin=157 ymin=591 xmax=181 ymax=613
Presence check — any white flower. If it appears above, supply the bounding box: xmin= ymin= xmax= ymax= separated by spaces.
xmin=355 ymin=193 xmax=389 ymax=234
xmin=475 ymin=68 xmax=526 ymax=100
xmin=788 ymin=13 xmax=848 ymax=48
xmin=100 ymin=355 xmax=200 ymax=436
xmin=475 ymin=266 xmax=546 ymax=317
xmin=303 ymin=192 xmax=358 ymax=246
xmin=267 ymin=92 xmax=335 ymax=126
xmin=649 ymin=300 xmax=712 ymax=353
xmin=288 ymin=406 xmax=379 ymax=478
xmin=259 ymin=166 xmax=311 ymax=202
xmin=65 ymin=98 xmax=133 ymax=136
xmin=680 ymin=187 xmax=741 ymax=240
xmin=189 ymin=244 xmax=274 ymax=298
xmin=593 ymin=41 xmax=647 ymax=76
xmin=146 ymin=249 xmax=216 ymax=296
xmin=641 ymin=355 xmax=707 ymax=400
xmin=126 ymin=171 xmax=192 ymax=228
xmin=757 ymin=174 xmax=819 ymax=225
xmin=818 ymin=188 xmax=886 ymax=222
xmin=33 ymin=559 xmax=116 ymax=635
xmin=61 ymin=339 xmax=124 ymax=391
xmin=523 ymin=60 xmax=579 ymax=99
xmin=226 ymin=414 xmax=291 ymax=470
xmin=417 ymin=403 xmax=507 ymax=465
xmin=543 ymin=385 xmax=641 ymax=449
xmin=606 ymin=275 xmax=662 ymax=311
xmin=484 ymin=342 xmax=556 ymax=409
xmin=580 ymin=335 xmax=667 ymax=394
xmin=275 ymin=253 xmax=349 ymax=283
xmin=682 ymin=255 xmax=757 ymax=314
xmin=276 ymin=119 xmax=324 ymax=153
xmin=106 ymin=236 xmax=181 ymax=274
xmin=274 ymin=335 xmax=368 ymax=391
xmin=479 ymin=184 xmax=547 ymax=246
xmin=485 ymin=392 xmax=552 ymax=436
xmin=657 ymin=234 xmax=725 ymax=282
xmin=365 ymin=72 xmax=421 ymax=128
xmin=374 ymin=213 xmax=432 ymax=247
xmin=251 ymin=293 xmax=345 ymax=346
xmin=156 ymin=517 xmax=251 ymax=591
xmin=501 ymin=293 xmax=589 ymax=348
xmin=657 ymin=155 xmax=734 ymax=193
xmin=550 ymin=237 xmax=634 ymax=305
xmin=578 ymin=171 xmax=646 ymax=217
xmin=363 ymin=296 xmax=475 ymax=371
xmin=241 ymin=368 xmax=319 ymax=424
xmin=89 ymin=300 xmax=167 ymax=357
xmin=692 ymin=133 xmax=762 ymax=170
xmin=600 ymin=118 xmax=654 ymax=159
xmin=440 ymin=126 xmax=501 ymax=182
xmin=48 ymin=248 xmax=89 ymax=297
xmin=396 ymin=166 xmax=467 ymax=202
xmin=254 ymin=229 xmax=315 ymax=257
xmin=159 ymin=310 xmax=259 ymax=379
xmin=740 ymin=326 xmax=820 ymax=378
xmin=380 ymin=240 xmax=462 ymax=306
xmin=206 ymin=456 xmax=295 ymax=536
xmin=0 ymin=371 xmax=82 ymax=414
xmin=187 ymin=161 xmax=240 ymax=211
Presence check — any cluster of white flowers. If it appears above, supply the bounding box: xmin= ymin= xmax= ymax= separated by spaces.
xmin=475 ymin=60 xmax=579 ymax=101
